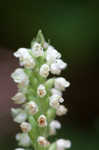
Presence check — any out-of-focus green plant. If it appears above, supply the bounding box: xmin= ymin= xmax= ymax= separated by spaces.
xmin=11 ymin=30 xmax=71 ymax=150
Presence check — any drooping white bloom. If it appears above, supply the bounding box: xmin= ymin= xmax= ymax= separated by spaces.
xmin=49 ymin=95 xmax=64 ymax=109
xmin=15 ymin=148 xmax=25 ymax=150
xmin=51 ymin=88 xmax=62 ymax=96
xmin=37 ymin=84 xmax=46 ymax=97
xmin=37 ymin=136 xmax=50 ymax=147
xmin=50 ymin=63 xmax=61 ymax=75
xmin=18 ymin=133 xmax=31 ymax=147
xmin=27 ymin=101 xmax=38 ymax=115
xmin=46 ymin=45 xmax=61 ymax=65
xmin=49 ymin=97 xmax=59 ymax=109
xmin=11 ymin=108 xmax=22 ymax=117
xmin=55 ymin=77 xmax=70 ymax=91
xmin=56 ymin=59 xmax=67 ymax=70
xmin=49 ymin=120 xmax=61 ymax=135
xmin=32 ymin=42 xmax=44 ymax=57
xmin=11 ymin=68 xmax=29 ymax=87
xmin=50 ymin=59 xmax=67 ymax=75
xmin=14 ymin=48 xmax=35 ymax=69
xmin=38 ymin=114 xmax=47 ymax=127
xmin=20 ymin=122 xmax=31 ymax=133
xmin=14 ymin=48 xmax=28 ymax=58
xmin=56 ymin=105 xmax=68 ymax=116
xmin=40 ymin=64 xmax=50 ymax=78
xmin=56 ymin=139 xmax=71 ymax=150
xmin=14 ymin=111 xmax=27 ymax=123
xmin=16 ymin=133 xmax=22 ymax=141
xmin=12 ymin=92 xmax=26 ymax=104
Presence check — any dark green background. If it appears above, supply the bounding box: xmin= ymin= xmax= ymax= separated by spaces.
xmin=0 ymin=0 xmax=99 ymax=150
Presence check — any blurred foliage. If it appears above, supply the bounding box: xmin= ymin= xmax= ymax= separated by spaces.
xmin=0 ymin=0 xmax=98 ymax=64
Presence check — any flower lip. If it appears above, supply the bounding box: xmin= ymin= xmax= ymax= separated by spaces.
xmin=37 ymin=136 xmax=50 ymax=147
xmin=20 ymin=122 xmax=31 ymax=133
xmin=38 ymin=114 xmax=47 ymax=127
xmin=37 ymin=84 xmax=47 ymax=97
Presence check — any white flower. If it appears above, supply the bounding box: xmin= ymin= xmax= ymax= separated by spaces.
xmin=11 ymin=68 xmax=29 ymax=87
xmin=11 ymin=92 xmax=26 ymax=104
xmin=15 ymin=148 xmax=25 ymax=150
xmin=14 ymin=48 xmax=28 ymax=58
xmin=40 ymin=64 xmax=50 ymax=78
xmin=37 ymin=136 xmax=50 ymax=147
xmin=27 ymin=101 xmax=38 ymax=115
xmin=14 ymin=48 xmax=35 ymax=69
xmin=56 ymin=139 xmax=71 ymax=150
xmin=38 ymin=114 xmax=47 ymax=127
xmin=56 ymin=59 xmax=67 ymax=70
xmin=14 ymin=111 xmax=27 ymax=123
xmin=49 ymin=95 xmax=64 ymax=109
xmin=37 ymin=84 xmax=46 ymax=97
xmin=51 ymin=88 xmax=62 ymax=96
xmin=46 ymin=45 xmax=61 ymax=64
xmin=20 ymin=122 xmax=31 ymax=133
xmin=55 ymin=77 xmax=70 ymax=91
xmin=56 ymin=105 xmax=68 ymax=116
xmin=49 ymin=120 xmax=61 ymax=135
xmin=11 ymin=108 xmax=22 ymax=117
xmin=16 ymin=133 xmax=22 ymax=141
xmin=18 ymin=133 xmax=31 ymax=147
xmin=50 ymin=63 xmax=61 ymax=75
xmin=32 ymin=42 xmax=44 ymax=57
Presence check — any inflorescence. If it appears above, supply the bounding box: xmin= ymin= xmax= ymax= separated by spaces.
xmin=11 ymin=30 xmax=71 ymax=150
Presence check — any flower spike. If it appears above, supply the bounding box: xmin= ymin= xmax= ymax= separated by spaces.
xmin=11 ymin=30 xmax=71 ymax=150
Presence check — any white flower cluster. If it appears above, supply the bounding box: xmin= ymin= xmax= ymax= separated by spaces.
xmin=11 ymin=31 xmax=71 ymax=150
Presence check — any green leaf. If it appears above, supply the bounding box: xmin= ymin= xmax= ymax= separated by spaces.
xmin=45 ymin=78 xmax=55 ymax=90
xmin=46 ymin=108 xmax=56 ymax=122
xmin=28 ymin=115 xmax=39 ymax=140
xmin=48 ymin=143 xmax=56 ymax=150
xmin=36 ymin=30 xmax=45 ymax=46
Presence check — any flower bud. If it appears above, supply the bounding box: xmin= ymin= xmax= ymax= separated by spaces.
xmin=37 ymin=84 xmax=46 ymax=97
xmin=38 ymin=114 xmax=47 ymax=127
